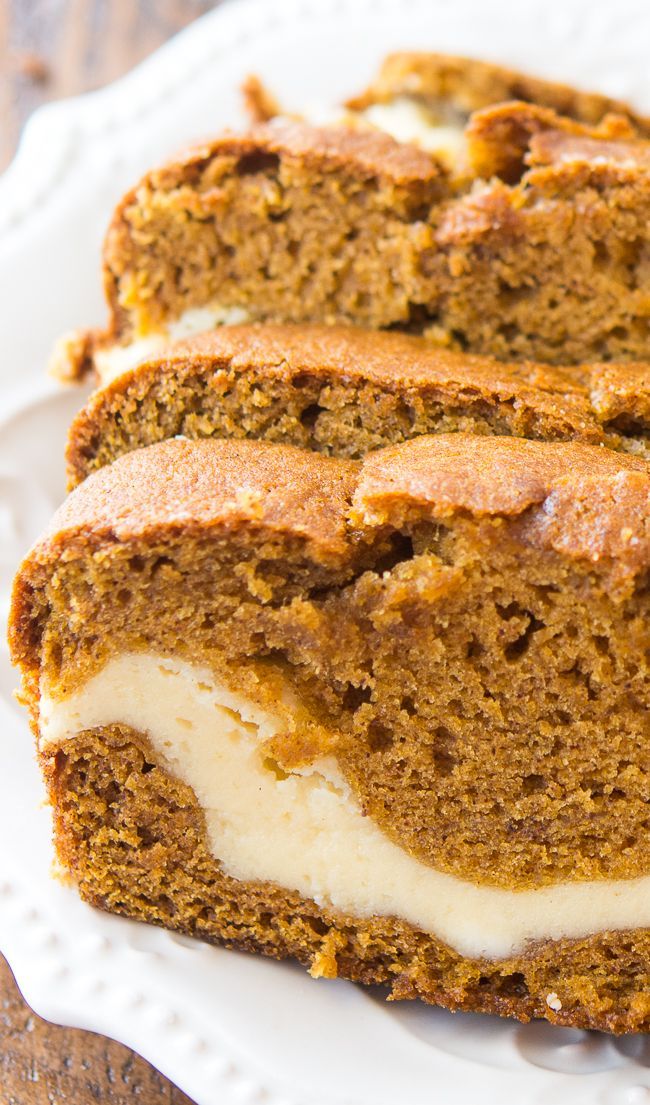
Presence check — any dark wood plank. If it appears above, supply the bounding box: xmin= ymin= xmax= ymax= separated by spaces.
xmin=0 ymin=3 xmax=226 ymax=1099
xmin=0 ymin=0 xmax=218 ymax=169
xmin=0 ymin=953 xmax=196 ymax=1103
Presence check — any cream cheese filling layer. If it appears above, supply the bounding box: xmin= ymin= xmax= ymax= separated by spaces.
xmin=39 ymin=652 xmax=650 ymax=960
xmin=95 ymin=305 xmax=251 ymax=384
xmin=301 ymin=100 xmax=466 ymax=166
xmin=359 ymin=100 xmax=466 ymax=165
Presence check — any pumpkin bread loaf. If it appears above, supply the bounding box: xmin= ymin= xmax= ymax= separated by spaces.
xmin=65 ymin=323 xmax=650 ymax=488
xmin=10 ymin=434 xmax=650 ymax=1033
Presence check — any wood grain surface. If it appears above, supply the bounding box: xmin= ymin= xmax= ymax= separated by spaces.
xmin=0 ymin=955 xmax=195 ymax=1103
xmin=0 ymin=0 xmax=218 ymax=169
xmin=0 ymin=3 xmax=224 ymax=1100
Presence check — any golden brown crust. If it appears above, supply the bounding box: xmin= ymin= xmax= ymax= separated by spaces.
xmin=105 ymin=119 xmax=445 ymax=269
xmin=355 ymin=434 xmax=650 ymax=580
xmin=44 ymin=726 xmax=650 ymax=1034
xmin=187 ymin=120 xmax=444 ymax=184
xmin=356 ymin=431 xmax=643 ymax=517
xmin=527 ymin=127 xmax=650 ymax=170
xmin=38 ymin=437 xmax=359 ymax=567
xmin=465 ymin=101 xmax=637 ymax=182
xmin=13 ymin=429 xmax=650 ymax=748
xmin=97 ymin=321 xmax=587 ymax=392
xmin=23 ymin=432 xmax=650 ymax=581
xmin=428 ymin=146 xmax=650 ymax=362
xmin=347 ymin=51 xmax=650 ymax=135
xmin=65 ymin=323 xmax=650 ymax=488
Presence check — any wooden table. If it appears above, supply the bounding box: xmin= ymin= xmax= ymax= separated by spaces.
xmin=1 ymin=0 xmax=218 ymax=169
xmin=0 ymin=3 xmax=222 ymax=1100
xmin=0 ymin=955 xmax=194 ymax=1103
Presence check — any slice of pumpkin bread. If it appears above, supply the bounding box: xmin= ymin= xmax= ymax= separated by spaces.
xmin=10 ymin=433 xmax=650 ymax=1033
xmin=345 ymin=51 xmax=650 ymax=135
xmin=52 ymin=111 xmax=650 ymax=382
xmin=65 ymin=323 xmax=650 ymax=489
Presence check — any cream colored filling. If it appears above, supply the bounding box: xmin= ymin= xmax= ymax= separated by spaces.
xmin=39 ymin=653 xmax=650 ymax=960
xmin=360 ymin=99 xmax=466 ymax=165
xmin=95 ymin=305 xmax=250 ymax=384
xmin=300 ymin=99 xmax=465 ymax=167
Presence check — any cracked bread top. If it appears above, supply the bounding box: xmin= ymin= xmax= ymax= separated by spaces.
xmin=347 ymin=50 xmax=650 ymax=134
xmin=65 ymin=324 xmax=650 ymax=487
xmin=50 ymin=102 xmax=650 ymax=381
xmin=14 ymin=432 xmax=650 ymax=629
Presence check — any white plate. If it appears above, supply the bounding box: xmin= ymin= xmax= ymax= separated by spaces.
xmin=1 ymin=1 xmax=650 ymax=1102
